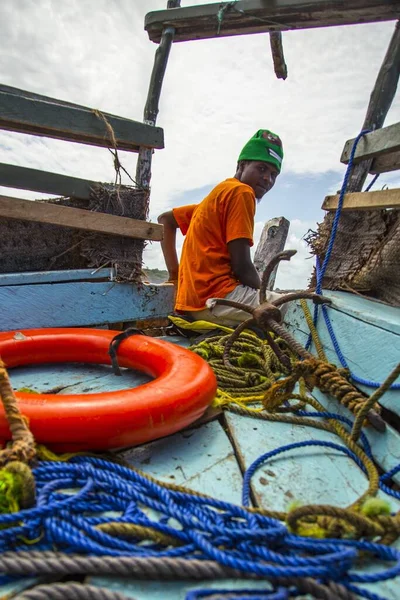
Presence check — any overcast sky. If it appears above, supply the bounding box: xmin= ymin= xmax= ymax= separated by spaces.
xmin=1 ymin=1 xmax=399 ymax=288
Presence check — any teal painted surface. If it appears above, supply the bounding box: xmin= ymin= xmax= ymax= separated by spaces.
xmin=224 ymin=411 xmax=400 ymax=600
xmin=312 ymin=387 xmax=400 ymax=486
xmin=89 ymin=580 xmax=273 ymax=599
xmin=0 ymin=281 xmax=174 ymax=330
xmin=8 ymin=336 xmax=187 ymax=394
xmin=0 ymin=578 xmax=43 ymax=599
xmin=0 ymin=268 xmax=114 ymax=286
xmin=225 ymin=411 xmax=370 ymax=510
xmin=284 ymin=293 xmax=400 ymax=484
xmin=321 ymin=291 xmax=400 ymax=335
xmin=120 ymin=420 xmax=243 ymax=503
xmin=9 ymin=362 xmax=151 ymax=394
xmin=284 ymin=291 xmax=400 ymax=413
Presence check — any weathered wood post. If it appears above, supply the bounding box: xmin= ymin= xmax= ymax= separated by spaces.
xmin=136 ymin=0 xmax=181 ymax=190
xmin=254 ymin=216 xmax=290 ymax=290
xmin=269 ymin=32 xmax=287 ymax=80
xmin=347 ymin=20 xmax=400 ymax=192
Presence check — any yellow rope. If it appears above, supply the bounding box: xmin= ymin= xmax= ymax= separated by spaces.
xmin=299 ymin=299 xmax=328 ymax=361
xmin=0 ymin=359 xmax=37 ymax=512
xmin=0 ymin=341 xmax=397 ymax=545
xmin=350 ymin=362 xmax=400 ymax=441
xmin=189 ymin=329 xmax=399 ymax=541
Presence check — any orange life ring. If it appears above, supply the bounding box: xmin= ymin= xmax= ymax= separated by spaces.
xmin=0 ymin=328 xmax=217 ymax=452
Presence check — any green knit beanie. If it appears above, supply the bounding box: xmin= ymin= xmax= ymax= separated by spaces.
xmin=238 ymin=130 xmax=283 ymax=172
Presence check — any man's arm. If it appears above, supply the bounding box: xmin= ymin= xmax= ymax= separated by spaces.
xmin=158 ymin=210 xmax=179 ymax=282
xmin=228 ymin=238 xmax=260 ymax=289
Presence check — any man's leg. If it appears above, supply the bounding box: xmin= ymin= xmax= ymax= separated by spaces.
xmin=187 ymin=286 xmax=283 ymax=327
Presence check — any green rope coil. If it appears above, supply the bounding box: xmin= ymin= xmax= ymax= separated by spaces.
xmin=190 ymin=330 xmax=294 ymax=401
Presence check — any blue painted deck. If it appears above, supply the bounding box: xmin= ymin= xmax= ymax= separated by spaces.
xmin=0 ymin=269 xmax=174 ymax=330
xmin=285 ymin=291 xmax=400 ymax=485
xmin=285 ymin=291 xmax=400 ymax=412
xmin=1 ymin=289 xmax=399 ymax=598
xmin=0 ymin=268 xmax=115 ymax=286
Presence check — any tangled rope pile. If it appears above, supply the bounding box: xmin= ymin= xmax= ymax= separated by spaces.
xmin=190 ymin=330 xmax=293 ymax=402
xmin=0 ymin=455 xmax=399 ymax=600
xmin=189 ymin=328 xmax=400 ymax=555
xmin=0 ymin=293 xmax=399 ymax=598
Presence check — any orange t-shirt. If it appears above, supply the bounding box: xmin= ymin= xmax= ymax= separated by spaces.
xmin=173 ymin=178 xmax=256 ymax=312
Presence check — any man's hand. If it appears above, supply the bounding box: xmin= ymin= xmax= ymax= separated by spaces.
xmin=158 ymin=211 xmax=180 ymax=282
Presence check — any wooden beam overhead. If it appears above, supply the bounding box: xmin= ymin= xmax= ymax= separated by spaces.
xmin=0 ymin=87 xmax=164 ymax=152
xmin=145 ymin=0 xmax=400 ymax=43
xmin=0 ymin=163 xmax=97 ymax=200
xmin=322 ymin=188 xmax=400 ymax=211
xmin=341 ymin=122 xmax=400 ymax=164
xmin=0 ymin=195 xmax=163 ymax=241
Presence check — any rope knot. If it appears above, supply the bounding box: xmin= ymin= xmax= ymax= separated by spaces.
xmin=0 ymin=461 xmax=36 ymax=512
xmin=287 ymin=502 xmax=400 ymax=543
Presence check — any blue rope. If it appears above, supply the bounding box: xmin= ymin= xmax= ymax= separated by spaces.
xmin=379 ymin=464 xmax=400 ymax=500
xmin=305 ymin=130 xmax=399 ymax=390
xmin=0 ymin=454 xmax=398 ymax=592
xmin=242 ymin=432 xmax=400 ymax=503
xmin=317 ymin=129 xmax=370 ymax=293
xmin=242 ymin=440 xmax=367 ymax=507
xmin=365 ymin=173 xmax=380 ymax=192
xmin=294 ymin=409 xmax=373 ymax=458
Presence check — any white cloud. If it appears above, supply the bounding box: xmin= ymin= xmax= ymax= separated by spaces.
xmin=252 ymin=218 xmax=316 ymax=290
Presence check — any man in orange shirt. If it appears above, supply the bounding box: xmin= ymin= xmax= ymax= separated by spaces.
xmin=158 ymin=130 xmax=284 ymax=326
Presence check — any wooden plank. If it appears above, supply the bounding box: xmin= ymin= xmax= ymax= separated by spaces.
xmin=0 ymin=281 xmax=174 ymax=330
xmin=224 ymin=411 xmax=400 ymax=600
xmin=0 ymin=195 xmax=163 ymax=241
xmin=284 ymin=290 xmax=400 ymax=421
xmin=341 ymin=122 xmax=400 ymax=164
xmin=0 ymin=88 xmax=164 ymax=152
xmin=9 ymin=363 xmax=131 ymax=395
xmin=8 ymin=336 xmax=188 ymax=396
xmin=346 ymin=21 xmax=400 ymax=191
xmin=225 ymin=410 xmax=400 ymax=512
xmin=0 ymin=162 xmax=97 ymax=200
xmin=10 ymin=363 xmax=151 ymax=396
xmin=0 ymin=268 xmax=114 ymax=287
xmin=145 ymin=0 xmax=400 ymax=43
xmin=370 ymin=149 xmax=400 ymax=173
xmin=322 ymin=188 xmax=400 ymax=211
xmin=254 ymin=217 xmax=290 ymax=289
xmin=0 ymin=84 xmax=91 ymax=110
xmin=310 ymin=387 xmax=400 ymax=485
xmin=121 ymin=420 xmax=244 ymax=503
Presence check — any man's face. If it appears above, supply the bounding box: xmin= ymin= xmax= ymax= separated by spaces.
xmin=239 ymin=161 xmax=279 ymax=200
